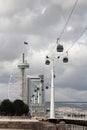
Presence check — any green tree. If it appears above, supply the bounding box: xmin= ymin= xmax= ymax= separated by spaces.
xmin=0 ymin=99 xmax=14 ymax=116
xmin=13 ymin=99 xmax=29 ymax=116
xmin=0 ymin=99 xmax=29 ymax=116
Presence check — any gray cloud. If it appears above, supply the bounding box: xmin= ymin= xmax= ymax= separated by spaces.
xmin=0 ymin=0 xmax=87 ymax=101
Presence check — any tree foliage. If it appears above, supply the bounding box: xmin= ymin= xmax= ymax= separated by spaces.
xmin=13 ymin=99 xmax=29 ymax=116
xmin=0 ymin=99 xmax=29 ymax=116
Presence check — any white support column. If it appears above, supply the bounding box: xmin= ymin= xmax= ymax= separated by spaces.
xmin=50 ymin=59 xmax=55 ymax=118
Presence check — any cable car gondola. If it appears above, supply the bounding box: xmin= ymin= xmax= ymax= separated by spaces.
xmin=45 ymin=60 xmax=50 ymax=65
xmin=42 ymin=88 xmax=44 ymax=91
xmin=57 ymin=44 xmax=64 ymax=52
xmin=37 ymin=87 xmax=39 ymax=91
xmin=63 ymin=57 xmax=68 ymax=63
xmin=32 ymin=95 xmax=34 ymax=97
xmin=41 ymin=79 xmax=44 ymax=83
xmin=34 ymin=89 xmax=37 ymax=92
xmin=46 ymin=86 xmax=48 ymax=89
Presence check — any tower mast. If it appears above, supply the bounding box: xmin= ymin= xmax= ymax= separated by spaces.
xmin=18 ymin=53 xmax=29 ymax=103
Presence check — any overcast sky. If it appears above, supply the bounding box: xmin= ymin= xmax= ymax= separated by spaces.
xmin=0 ymin=0 xmax=87 ymax=102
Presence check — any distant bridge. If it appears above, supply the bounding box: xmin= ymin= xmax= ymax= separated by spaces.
xmin=52 ymin=101 xmax=87 ymax=103
xmin=48 ymin=118 xmax=87 ymax=126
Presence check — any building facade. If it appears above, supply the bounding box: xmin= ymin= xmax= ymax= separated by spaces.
xmin=26 ymin=75 xmax=45 ymax=117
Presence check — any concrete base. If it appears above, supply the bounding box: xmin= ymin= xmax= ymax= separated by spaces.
xmin=0 ymin=118 xmax=56 ymax=130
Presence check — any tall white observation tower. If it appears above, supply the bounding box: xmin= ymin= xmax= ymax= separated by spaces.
xmin=18 ymin=53 xmax=29 ymax=103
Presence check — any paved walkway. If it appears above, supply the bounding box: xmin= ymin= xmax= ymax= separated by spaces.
xmin=0 ymin=117 xmax=39 ymax=122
